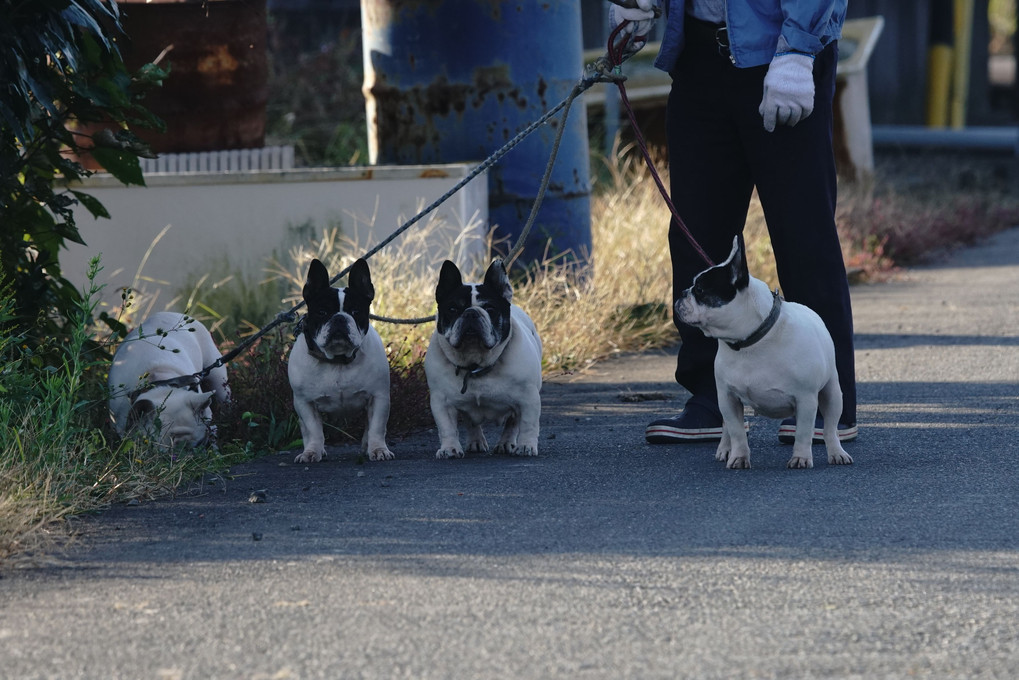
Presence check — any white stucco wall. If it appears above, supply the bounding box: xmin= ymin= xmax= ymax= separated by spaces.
xmin=63 ymin=163 xmax=488 ymax=312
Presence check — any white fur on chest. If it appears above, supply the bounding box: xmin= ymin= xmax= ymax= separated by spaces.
xmin=715 ymin=296 xmax=837 ymax=416
xmin=425 ymin=304 xmax=543 ymax=458
xmin=288 ymin=327 xmax=388 ymax=416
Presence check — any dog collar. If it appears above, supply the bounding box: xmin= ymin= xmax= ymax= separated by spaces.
xmin=126 ymin=374 xmax=201 ymax=402
xmin=304 ymin=332 xmax=359 ymax=365
xmin=308 ymin=342 xmax=359 ymax=364
xmin=456 ymin=363 xmax=495 ymax=394
xmin=726 ymin=291 xmax=782 ymax=351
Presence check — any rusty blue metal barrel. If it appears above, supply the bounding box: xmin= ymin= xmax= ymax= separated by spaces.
xmin=361 ymin=0 xmax=591 ymax=268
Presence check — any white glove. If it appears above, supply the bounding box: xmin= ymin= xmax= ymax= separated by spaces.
xmin=608 ymin=0 xmax=656 ymax=55
xmin=759 ymin=53 xmax=815 ymax=132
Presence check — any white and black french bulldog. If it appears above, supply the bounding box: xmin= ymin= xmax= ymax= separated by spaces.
xmin=288 ymin=258 xmax=394 ymax=464
xmin=424 ymin=259 xmax=543 ymax=459
xmin=676 ymin=236 xmax=853 ymax=470
xmin=108 ymin=311 xmax=230 ymax=449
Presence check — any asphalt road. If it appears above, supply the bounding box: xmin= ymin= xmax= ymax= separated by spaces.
xmin=2 ymin=227 xmax=1018 ymax=680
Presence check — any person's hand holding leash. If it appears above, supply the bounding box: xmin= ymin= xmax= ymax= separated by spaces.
xmin=759 ymin=52 xmax=815 ymax=132
xmin=608 ymin=0 xmax=656 ymax=57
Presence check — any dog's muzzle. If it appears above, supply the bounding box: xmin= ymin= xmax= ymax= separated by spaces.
xmin=453 ymin=308 xmax=495 ymax=348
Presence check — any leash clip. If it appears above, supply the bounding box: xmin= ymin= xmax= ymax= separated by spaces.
xmin=584 ymin=56 xmax=627 ymax=85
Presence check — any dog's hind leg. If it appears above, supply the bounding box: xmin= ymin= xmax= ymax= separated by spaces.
xmin=819 ymin=376 xmax=852 ymax=465
xmin=492 ymin=414 xmax=519 ymax=455
xmin=465 ymin=422 xmax=490 ymax=453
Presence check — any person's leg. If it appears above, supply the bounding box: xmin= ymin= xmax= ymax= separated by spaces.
xmin=646 ymin=18 xmax=755 ymax=443
xmin=738 ymin=42 xmax=857 ymax=428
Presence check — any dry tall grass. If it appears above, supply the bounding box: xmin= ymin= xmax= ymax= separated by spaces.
xmin=262 ymin=155 xmax=681 ymax=375
xmin=255 ymin=151 xmax=797 ymax=378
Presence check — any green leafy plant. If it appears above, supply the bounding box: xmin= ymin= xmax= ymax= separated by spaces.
xmin=0 ymin=0 xmax=166 ymax=354
xmin=0 ymin=259 xmax=251 ymax=563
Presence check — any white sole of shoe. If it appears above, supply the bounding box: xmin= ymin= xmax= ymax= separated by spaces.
xmin=777 ymin=423 xmax=858 ymax=444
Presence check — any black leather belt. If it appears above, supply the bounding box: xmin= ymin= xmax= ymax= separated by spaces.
xmin=685 ymin=15 xmax=730 ymax=58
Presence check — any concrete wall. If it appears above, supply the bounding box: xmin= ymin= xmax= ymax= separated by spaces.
xmin=64 ymin=163 xmax=488 ymax=311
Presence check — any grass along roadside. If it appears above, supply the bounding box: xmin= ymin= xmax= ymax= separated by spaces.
xmin=2 ymin=150 xmax=1017 ymax=567
xmin=0 ymin=261 xmax=248 ymax=565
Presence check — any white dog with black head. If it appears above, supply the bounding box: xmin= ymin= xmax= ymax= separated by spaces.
xmin=288 ymin=258 xmax=393 ymax=464
xmin=676 ymin=236 xmax=853 ymax=470
xmin=424 ymin=259 xmax=543 ymax=459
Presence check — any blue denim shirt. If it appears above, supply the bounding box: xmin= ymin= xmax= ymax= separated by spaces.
xmin=653 ymin=0 xmax=847 ymax=71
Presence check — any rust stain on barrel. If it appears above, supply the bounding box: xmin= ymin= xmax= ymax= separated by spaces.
xmin=366 ymin=63 xmax=539 ymax=159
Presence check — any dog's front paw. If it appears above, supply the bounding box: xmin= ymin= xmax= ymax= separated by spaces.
xmin=714 ymin=443 xmax=730 ymax=463
xmin=368 ymin=446 xmax=395 ymax=461
xmin=786 ymin=454 xmax=814 ymax=469
xmin=435 ymin=446 xmax=465 ymax=460
xmin=726 ymin=455 xmax=751 ymax=470
xmin=827 ymin=449 xmax=853 ymax=465
xmin=511 ymin=444 xmax=538 ymax=457
xmin=295 ymin=449 xmax=323 ymax=463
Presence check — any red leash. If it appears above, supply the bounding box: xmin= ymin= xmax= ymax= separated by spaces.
xmin=607 ymin=21 xmax=715 ymax=268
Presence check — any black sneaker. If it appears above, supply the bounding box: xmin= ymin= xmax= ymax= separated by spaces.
xmin=777 ymin=417 xmax=858 ymax=444
xmin=646 ymin=397 xmax=740 ymax=444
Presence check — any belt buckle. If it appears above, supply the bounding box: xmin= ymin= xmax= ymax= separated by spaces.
xmin=714 ymin=26 xmax=730 ymax=57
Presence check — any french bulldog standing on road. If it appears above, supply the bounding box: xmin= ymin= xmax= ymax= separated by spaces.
xmin=288 ymin=258 xmax=394 ymax=464
xmin=108 ymin=311 xmax=230 ymax=449
xmin=676 ymin=237 xmax=853 ymax=470
xmin=424 ymin=259 xmax=543 ymax=459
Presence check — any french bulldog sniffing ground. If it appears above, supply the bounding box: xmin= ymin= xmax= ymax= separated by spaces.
xmin=424 ymin=259 xmax=543 ymax=459
xmin=108 ymin=311 xmax=230 ymax=449
xmin=675 ymin=237 xmax=853 ymax=470
xmin=288 ymin=258 xmax=394 ymax=464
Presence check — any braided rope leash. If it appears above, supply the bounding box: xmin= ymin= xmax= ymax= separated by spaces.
xmin=191 ymin=22 xmax=696 ymax=381
xmin=194 ymin=75 xmax=599 ymax=377
xmin=372 ymin=78 xmax=593 ymax=325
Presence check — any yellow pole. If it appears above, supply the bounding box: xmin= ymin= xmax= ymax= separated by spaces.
xmin=950 ymin=0 xmax=974 ymax=129
xmin=926 ymin=44 xmax=954 ymax=126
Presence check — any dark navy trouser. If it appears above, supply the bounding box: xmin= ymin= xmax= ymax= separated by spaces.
xmin=665 ymin=19 xmax=857 ymax=425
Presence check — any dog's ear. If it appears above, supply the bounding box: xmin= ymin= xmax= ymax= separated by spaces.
xmin=306 ymin=258 xmax=331 ymax=291
xmin=128 ymin=397 xmax=157 ymax=429
xmin=347 ymin=258 xmax=375 ymax=302
xmin=186 ymin=390 xmax=215 ymax=414
xmin=436 ymin=260 xmax=463 ymax=301
xmin=483 ymin=259 xmax=513 ymax=302
xmin=726 ymin=236 xmax=749 ymax=290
